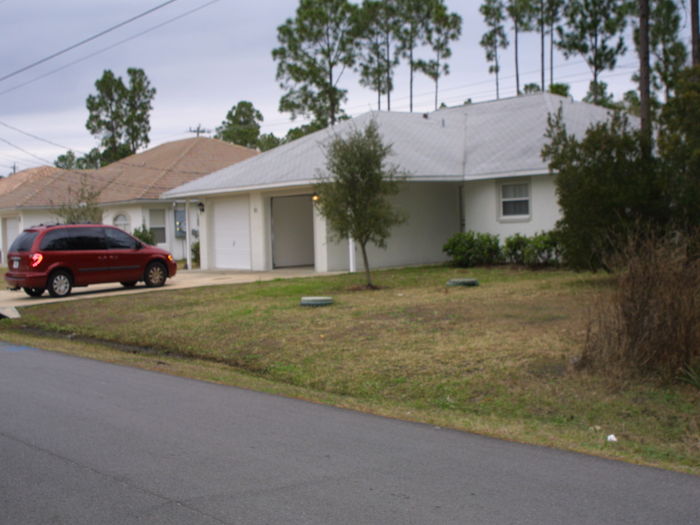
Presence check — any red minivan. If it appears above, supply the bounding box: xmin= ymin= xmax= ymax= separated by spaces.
xmin=5 ymin=224 xmax=177 ymax=298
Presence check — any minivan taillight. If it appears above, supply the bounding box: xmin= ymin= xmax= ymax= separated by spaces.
xmin=30 ymin=253 xmax=43 ymax=268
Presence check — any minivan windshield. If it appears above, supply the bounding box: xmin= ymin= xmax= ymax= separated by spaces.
xmin=9 ymin=231 xmax=38 ymax=252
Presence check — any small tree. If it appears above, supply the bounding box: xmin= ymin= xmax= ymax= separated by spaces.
xmin=53 ymin=176 xmax=103 ymax=224
xmin=315 ymin=121 xmax=406 ymax=288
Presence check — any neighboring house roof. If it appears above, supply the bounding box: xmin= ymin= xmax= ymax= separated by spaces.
xmin=0 ymin=137 xmax=257 ymax=211
xmin=0 ymin=166 xmax=93 ymax=211
xmin=95 ymin=137 xmax=257 ymax=203
xmin=163 ymin=93 xmax=619 ymax=199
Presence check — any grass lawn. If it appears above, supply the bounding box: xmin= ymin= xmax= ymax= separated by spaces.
xmin=2 ymin=265 xmax=698 ymax=474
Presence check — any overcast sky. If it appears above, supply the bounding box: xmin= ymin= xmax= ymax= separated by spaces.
xmin=0 ymin=0 xmax=693 ymax=174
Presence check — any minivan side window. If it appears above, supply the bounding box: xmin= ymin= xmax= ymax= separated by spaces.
xmin=9 ymin=231 xmax=38 ymax=252
xmin=40 ymin=228 xmax=106 ymax=251
xmin=105 ymin=228 xmax=139 ymax=250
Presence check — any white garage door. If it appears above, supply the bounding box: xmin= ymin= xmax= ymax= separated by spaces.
xmin=212 ymin=197 xmax=251 ymax=270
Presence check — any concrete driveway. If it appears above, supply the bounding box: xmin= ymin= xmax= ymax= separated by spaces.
xmin=0 ymin=267 xmax=320 ymax=309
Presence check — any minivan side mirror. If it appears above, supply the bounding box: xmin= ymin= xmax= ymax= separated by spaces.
xmin=135 ymin=241 xmax=144 ymax=250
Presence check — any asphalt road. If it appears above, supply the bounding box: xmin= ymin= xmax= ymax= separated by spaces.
xmin=1 ymin=343 xmax=698 ymax=525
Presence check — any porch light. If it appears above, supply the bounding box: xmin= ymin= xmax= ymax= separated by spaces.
xmin=197 ymin=202 xmax=205 ymax=213
xmin=311 ymin=193 xmax=320 ymax=202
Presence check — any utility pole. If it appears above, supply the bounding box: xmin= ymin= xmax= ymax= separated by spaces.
xmin=188 ymin=124 xmax=211 ymax=137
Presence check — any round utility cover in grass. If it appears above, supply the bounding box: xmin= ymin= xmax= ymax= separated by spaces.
xmin=300 ymin=296 xmax=334 ymax=307
xmin=446 ymin=278 xmax=479 ymax=287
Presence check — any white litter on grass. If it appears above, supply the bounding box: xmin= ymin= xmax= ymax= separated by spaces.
xmin=607 ymin=434 xmax=618 ymax=442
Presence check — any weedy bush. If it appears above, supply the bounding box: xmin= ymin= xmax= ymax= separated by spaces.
xmin=503 ymin=233 xmax=529 ymax=265
xmin=191 ymin=240 xmax=201 ymax=265
xmin=132 ymin=224 xmax=155 ymax=245
xmin=443 ymin=231 xmax=501 ymax=267
xmin=522 ymin=231 xmax=562 ymax=268
xmin=680 ymin=363 xmax=700 ymax=390
xmin=580 ymin=231 xmax=700 ymax=381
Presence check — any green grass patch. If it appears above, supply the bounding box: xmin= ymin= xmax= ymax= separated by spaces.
xmin=2 ymin=265 xmax=698 ymax=474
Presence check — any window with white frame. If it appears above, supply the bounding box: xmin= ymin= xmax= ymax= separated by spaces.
xmin=500 ymin=182 xmax=530 ymax=218
xmin=149 ymin=209 xmax=166 ymax=244
xmin=113 ymin=213 xmax=130 ymax=232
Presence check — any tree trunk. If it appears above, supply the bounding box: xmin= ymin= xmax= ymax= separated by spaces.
xmin=549 ymin=22 xmax=554 ymax=87
xmin=540 ymin=1 xmax=545 ymax=91
xmin=496 ymin=47 xmax=501 ymax=99
xmin=409 ymin=45 xmax=414 ymax=112
xmin=515 ymin=22 xmax=520 ymax=95
xmin=638 ymin=0 xmax=652 ymax=155
xmin=693 ymin=0 xmax=699 ymax=66
xmin=360 ymin=242 xmax=373 ymax=288
xmin=328 ymin=67 xmax=336 ymax=125
xmin=385 ymin=34 xmax=392 ymax=111
xmin=434 ymin=51 xmax=440 ymax=110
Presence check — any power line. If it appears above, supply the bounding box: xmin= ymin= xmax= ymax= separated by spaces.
xmin=0 ymin=0 xmax=222 ymax=97
xmin=0 ymin=119 xmax=73 ymax=150
xmin=0 ymin=136 xmax=54 ymax=164
xmin=0 ymin=0 xmax=180 ymax=83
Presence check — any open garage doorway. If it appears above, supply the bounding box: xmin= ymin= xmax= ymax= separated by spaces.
xmin=271 ymin=195 xmax=314 ymax=268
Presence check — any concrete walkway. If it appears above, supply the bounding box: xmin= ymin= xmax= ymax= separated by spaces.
xmin=0 ymin=267 xmax=320 ymax=309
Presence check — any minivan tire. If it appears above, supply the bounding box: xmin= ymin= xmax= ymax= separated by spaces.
xmin=47 ymin=270 xmax=72 ymax=297
xmin=23 ymin=287 xmax=44 ymax=297
xmin=144 ymin=261 xmax=167 ymax=288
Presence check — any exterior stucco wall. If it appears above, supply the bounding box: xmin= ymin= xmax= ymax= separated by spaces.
xmin=359 ymin=181 xmax=461 ymax=269
xmin=102 ymin=206 xmax=145 ymax=235
xmin=462 ymin=174 xmax=560 ymax=238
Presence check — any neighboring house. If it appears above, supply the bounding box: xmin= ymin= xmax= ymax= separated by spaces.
xmin=163 ymin=93 xmax=615 ymax=273
xmin=0 ymin=137 xmax=257 ymax=266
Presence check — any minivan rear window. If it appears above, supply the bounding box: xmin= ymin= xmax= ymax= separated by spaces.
xmin=9 ymin=231 xmax=38 ymax=252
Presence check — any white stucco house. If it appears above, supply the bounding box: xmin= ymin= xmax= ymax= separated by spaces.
xmin=0 ymin=137 xmax=257 ymax=266
xmin=162 ymin=93 xmax=614 ymax=273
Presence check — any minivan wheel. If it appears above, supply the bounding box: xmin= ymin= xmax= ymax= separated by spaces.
xmin=144 ymin=262 xmax=167 ymax=288
xmin=47 ymin=270 xmax=72 ymax=297
xmin=23 ymin=287 xmax=45 ymax=297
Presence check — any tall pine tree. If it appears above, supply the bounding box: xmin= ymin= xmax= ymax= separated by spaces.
xmin=272 ymin=0 xmax=358 ymax=126
xmin=557 ymin=0 xmax=629 ymax=105
xmin=480 ymin=0 xmax=509 ymax=99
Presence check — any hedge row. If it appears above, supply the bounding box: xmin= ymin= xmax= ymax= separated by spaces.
xmin=442 ymin=230 xmax=562 ymax=268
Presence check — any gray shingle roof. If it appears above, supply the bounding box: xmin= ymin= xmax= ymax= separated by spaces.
xmin=163 ymin=93 xmax=620 ymax=199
